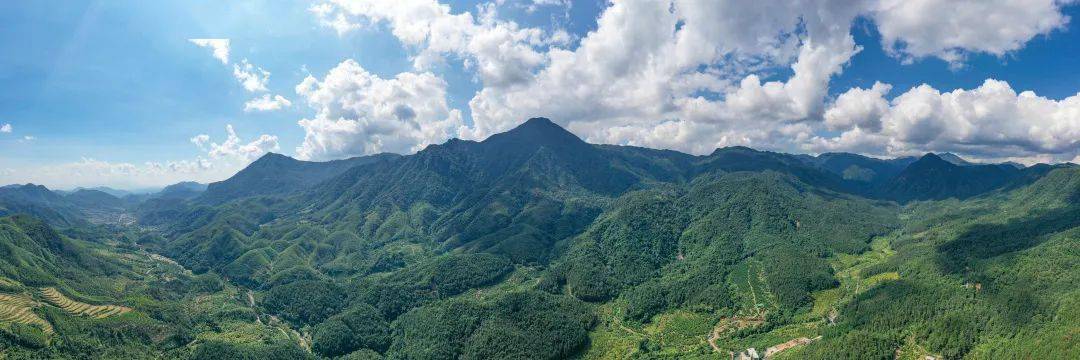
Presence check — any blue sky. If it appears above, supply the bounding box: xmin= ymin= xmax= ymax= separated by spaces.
xmin=2 ymin=0 xmax=1079 ymax=189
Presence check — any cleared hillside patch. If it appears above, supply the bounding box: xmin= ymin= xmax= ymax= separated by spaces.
xmin=39 ymin=287 xmax=131 ymax=319
xmin=0 ymin=292 xmax=52 ymax=334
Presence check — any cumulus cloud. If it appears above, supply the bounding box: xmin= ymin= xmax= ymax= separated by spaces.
xmin=312 ymin=0 xmax=564 ymax=89
xmin=309 ymin=1 xmax=876 ymax=155
xmin=293 ymin=59 xmax=465 ymax=160
xmin=812 ymin=79 xmax=1080 ymax=162
xmin=188 ymin=38 xmax=231 ymax=64
xmin=205 ymin=124 xmax=280 ymax=161
xmin=304 ymin=0 xmax=1079 ymax=162
xmin=0 ymin=123 xmax=11 ymax=133
xmin=466 ymin=0 xmax=865 ymax=152
xmin=244 ymin=94 xmax=292 ymax=112
xmin=233 ymin=59 xmax=270 ymax=92
xmin=824 ymin=82 xmax=893 ymax=132
xmin=870 ymin=0 xmax=1074 ymax=65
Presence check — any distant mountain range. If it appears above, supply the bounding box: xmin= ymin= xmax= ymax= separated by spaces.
xmin=1 ymin=118 xmax=1070 ymax=229
xmin=0 ymin=180 xmax=209 ymax=226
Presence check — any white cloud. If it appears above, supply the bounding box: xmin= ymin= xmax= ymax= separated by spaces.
xmin=0 ymin=126 xmax=279 ymax=189
xmin=812 ymin=79 xmax=1080 ymax=161
xmin=305 ymin=0 xmax=868 ymax=154
xmin=244 ymin=94 xmax=293 ymax=112
xmin=293 ymin=59 xmax=465 ymax=160
xmin=309 ymin=2 xmax=361 ymax=35
xmin=190 ymin=134 xmax=210 ymax=150
xmin=824 ymin=82 xmax=892 ymax=132
xmin=466 ymin=0 xmax=865 ymax=152
xmin=188 ymin=38 xmax=231 ymax=64
xmin=206 ymin=124 xmax=280 ymax=161
xmin=312 ymin=0 xmax=564 ymax=89
xmin=304 ymin=0 xmax=1079 ymax=163
xmin=22 ymin=136 xmax=34 ymax=141
xmin=233 ymin=59 xmax=270 ymax=92
xmin=0 ymin=123 xmax=11 ymax=133
xmin=870 ymin=0 xmax=1073 ymax=65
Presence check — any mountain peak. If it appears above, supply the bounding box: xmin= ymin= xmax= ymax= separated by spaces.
xmin=246 ymin=152 xmax=303 ymax=169
xmin=507 ymin=117 xmax=569 ymax=136
xmin=523 ymin=116 xmax=556 ymax=126
xmin=482 ymin=117 xmax=587 ymax=149
xmin=936 ymin=152 xmax=973 ymax=166
xmin=709 ymin=146 xmax=758 ymax=156
xmin=15 ymin=183 xmax=54 ymax=194
xmin=255 ymin=152 xmax=294 ymax=162
xmin=919 ymin=152 xmax=946 ymax=162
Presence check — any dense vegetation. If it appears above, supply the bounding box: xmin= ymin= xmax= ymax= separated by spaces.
xmin=0 ymin=118 xmax=1076 ymax=359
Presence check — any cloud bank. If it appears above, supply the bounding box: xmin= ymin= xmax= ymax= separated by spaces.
xmin=303 ymin=0 xmax=1080 ymax=163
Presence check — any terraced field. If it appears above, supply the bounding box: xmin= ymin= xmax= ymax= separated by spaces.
xmin=39 ymin=287 xmax=131 ymax=319
xmin=0 ymin=292 xmax=53 ymax=334
xmin=0 ymin=277 xmax=19 ymax=288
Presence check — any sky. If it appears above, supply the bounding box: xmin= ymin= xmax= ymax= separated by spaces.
xmin=1 ymin=0 xmax=1080 ymax=190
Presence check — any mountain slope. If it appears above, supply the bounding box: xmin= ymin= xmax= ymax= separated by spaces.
xmin=198 ymin=152 xmax=401 ymax=204
xmin=878 ymin=153 xmax=1023 ymax=202
xmin=936 ymin=152 xmax=975 ymax=166
xmin=157 ymin=181 xmax=207 ymax=200
xmin=812 ymin=152 xmax=910 ymax=186
xmin=66 ymin=186 xmax=131 ymax=198
xmin=64 ymin=189 xmax=124 ymax=210
xmin=0 ymin=215 xmax=120 ymax=286
xmin=0 ymin=185 xmax=84 ymax=227
xmin=156 ymin=119 xmax=1069 ymax=280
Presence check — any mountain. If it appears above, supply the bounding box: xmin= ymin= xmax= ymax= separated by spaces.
xmin=170 ymin=118 xmax=657 ymax=268
xmin=812 ymin=152 xmax=910 ymax=185
xmin=86 ymin=186 xmax=130 ymax=197
xmin=701 ymin=147 xmax=842 ymax=183
xmin=0 ymin=184 xmax=66 ymax=205
xmin=198 ymin=152 xmax=401 ymax=204
xmin=1002 ymin=161 xmax=1026 ymax=169
xmin=1 ymin=118 xmax=1076 ymax=359
xmin=163 ymin=120 xmax=1070 ymax=273
xmin=935 ymin=152 xmax=1032 ymax=170
xmin=64 ymin=189 xmax=124 ymax=209
xmin=937 ymin=152 xmax=975 ymax=166
xmin=0 ymin=185 xmax=141 ymax=226
xmin=879 ymin=153 xmax=1026 ymax=202
xmin=0 ymin=184 xmax=83 ymax=226
xmin=0 ymin=215 xmax=120 ymax=286
xmin=156 ymin=181 xmax=207 ymax=200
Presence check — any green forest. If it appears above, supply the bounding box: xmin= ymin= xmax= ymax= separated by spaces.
xmin=0 ymin=119 xmax=1076 ymax=359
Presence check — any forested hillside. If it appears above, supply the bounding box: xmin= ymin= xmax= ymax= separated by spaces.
xmin=0 ymin=118 xmax=1076 ymax=359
